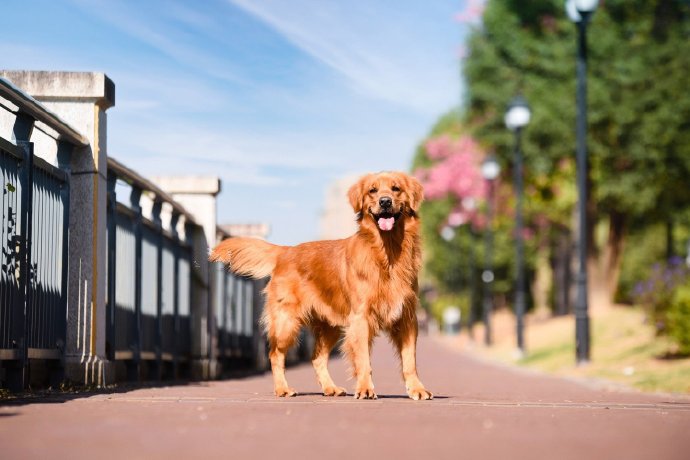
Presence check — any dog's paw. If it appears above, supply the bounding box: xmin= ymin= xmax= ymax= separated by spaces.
xmin=354 ymin=387 xmax=378 ymax=400
xmin=323 ymin=386 xmax=347 ymax=397
xmin=275 ymin=387 xmax=298 ymax=397
xmin=407 ymin=386 xmax=433 ymax=401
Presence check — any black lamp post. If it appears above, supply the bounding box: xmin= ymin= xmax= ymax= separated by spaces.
xmin=567 ymin=0 xmax=597 ymax=364
xmin=480 ymin=154 xmax=500 ymax=346
xmin=505 ymin=96 xmax=531 ymax=356
xmin=467 ymin=224 xmax=477 ymax=341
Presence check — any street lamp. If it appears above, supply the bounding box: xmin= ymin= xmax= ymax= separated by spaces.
xmin=480 ymin=154 xmax=500 ymax=346
xmin=505 ymin=96 xmax=530 ymax=357
xmin=566 ymin=0 xmax=597 ymax=364
xmin=461 ymin=198 xmax=480 ymax=341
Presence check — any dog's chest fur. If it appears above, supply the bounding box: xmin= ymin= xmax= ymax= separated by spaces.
xmin=376 ymin=290 xmax=408 ymax=325
xmin=367 ymin=231 xmax=420 ymax=326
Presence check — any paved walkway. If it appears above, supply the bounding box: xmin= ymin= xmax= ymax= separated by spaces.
xmin=2 ymin=335 xmax=689 ymax=460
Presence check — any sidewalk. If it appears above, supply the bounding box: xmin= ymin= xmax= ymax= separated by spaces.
xmin=2 ymin=334 xmax=689 ymax=460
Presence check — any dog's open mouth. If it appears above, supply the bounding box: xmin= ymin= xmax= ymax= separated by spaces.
xmin=373 ymin=211 xmax=402 ymax=231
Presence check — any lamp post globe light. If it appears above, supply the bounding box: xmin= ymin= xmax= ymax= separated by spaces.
xmin=505 ymin=96 xmax=530 ymax=356
xmin=481 ymin=156 xmax=501 ymax=181
xmin=480 ymin=154 xmax=500 ymax=346
xmin=566 ymin=0 xmax=598 ymax=22
xmin=504 ymin=96 xmax=531 ymax=132
xmin=566 ymin=0 xmax=598 ymax=364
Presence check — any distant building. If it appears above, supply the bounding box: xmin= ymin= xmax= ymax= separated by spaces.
xmin=319 ymin=174 xmax=361 ymax=240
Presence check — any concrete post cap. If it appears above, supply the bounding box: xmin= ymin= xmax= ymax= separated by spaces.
xmin=0 ymin=70 xmax=115 ymax=109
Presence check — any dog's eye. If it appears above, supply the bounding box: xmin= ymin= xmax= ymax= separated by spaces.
xmin=369 ymin=187 xmax=378 ymax=194
xmin=392 ymin=185 xmax=400 ymax=192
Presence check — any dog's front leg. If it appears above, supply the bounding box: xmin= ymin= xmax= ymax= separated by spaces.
xmin=389 ymin=301 xmax=433 ymax=401
xmin=345 ymin=312 xmax=377 ymax=399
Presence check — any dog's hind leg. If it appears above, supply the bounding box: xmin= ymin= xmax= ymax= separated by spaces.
xmin=310 ymin=320 xmax=346 ymax=396
xmin=265 ymin=307 xmax=301 ymax=397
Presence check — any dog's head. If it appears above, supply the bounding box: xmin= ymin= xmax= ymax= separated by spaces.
xmin=347 ymin=171 xmax=424 ymax=232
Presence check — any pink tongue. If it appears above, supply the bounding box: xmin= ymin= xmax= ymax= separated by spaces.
xmin=378 ymin=216 xmax=395 ymax=231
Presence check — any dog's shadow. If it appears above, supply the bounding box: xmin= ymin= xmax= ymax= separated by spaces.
xmin=296 ymin=392 xmax=448 ymax=400
xmin=377 ymin=394 xmax=448 ymax=400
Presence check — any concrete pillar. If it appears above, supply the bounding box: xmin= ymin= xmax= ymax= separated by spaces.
xmin=1 ymin=71 xmax=116 ymax=386
xmin=150 ymin=176 xmax=221 ymax=248
xmin=151 ymin=176 xmax=221 ymax=379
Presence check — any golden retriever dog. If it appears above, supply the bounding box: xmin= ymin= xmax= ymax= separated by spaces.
xmin=210 ymin=171 xmax=432 ymax=400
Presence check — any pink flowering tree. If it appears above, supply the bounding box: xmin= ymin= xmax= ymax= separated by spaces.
xmin=414 ymin=134 xmax=491 ymax=230
xmin=410 ymin=118 xmax=514 ymax=325
xmin=455 ymin=0 xmax=486 ymax=26
xmin=455 ymin=0 xmax=486 ymax=59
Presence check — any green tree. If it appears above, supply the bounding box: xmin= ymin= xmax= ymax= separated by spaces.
xmin=460 ymin=0 xmax=690 ymax=304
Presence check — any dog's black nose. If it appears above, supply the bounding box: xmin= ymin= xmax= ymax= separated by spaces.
xmin=379 ymin=196 xmax=393 ymax=208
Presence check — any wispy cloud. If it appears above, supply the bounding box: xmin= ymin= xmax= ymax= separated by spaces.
xmin=69 ymin=0 xmax=249 ymax=86
xmin=227 ymin=0 xmax=460 ymax=115
xmin=109 ymin=113 xmax=349 ymax=187
xmin=111 ymin=69 xmax=229 ymax=114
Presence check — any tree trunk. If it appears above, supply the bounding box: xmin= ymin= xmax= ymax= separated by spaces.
xmin=604 ymin=211 xmax=627 ymax=304
xmin=666 ymin=218 xmax=674 ymax=260
xmin=584 ymin=167 xmax=609 ymax=310
xmin=550 ymin=227 xmax=573 ymax=316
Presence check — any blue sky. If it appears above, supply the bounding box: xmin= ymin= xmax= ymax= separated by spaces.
xmin=3 ymin=0 xmax=473 ymax=245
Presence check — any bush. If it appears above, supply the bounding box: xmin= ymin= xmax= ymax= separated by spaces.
xmin=615 ymin=223 xmax=667 ymax=304
xmin=632 ymin=257 xmax=689 ymax=334
xmin=668 ymin=285 xmax=690 ymax=355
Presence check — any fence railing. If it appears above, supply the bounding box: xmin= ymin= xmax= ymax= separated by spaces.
xmin=106 ymin=158 xmax=199 ymax=381
xmin=213 ymin=258 xmax=270 ymax=373
xmin=0 ymin=71 xmax=279 ymax=391
xmin=0 ymin=76 xmax=82 ymax=390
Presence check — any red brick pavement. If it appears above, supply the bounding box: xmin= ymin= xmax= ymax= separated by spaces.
xmin=2 ymin=335 xmax=689 ymax=460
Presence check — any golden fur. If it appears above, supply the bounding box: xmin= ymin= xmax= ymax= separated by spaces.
xmin=210 ymin=171 xmax=432 ymax=400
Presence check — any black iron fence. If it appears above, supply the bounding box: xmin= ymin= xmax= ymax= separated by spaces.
xmin=0 ymin=73 xmax=274 ymax=391
xmin=106 ymin=158 xmax=196 ymax=381
xmin=215 ymin=263 xmax=256 ymax=360
xmin=0 ymin=137 xmax=71 ymax=390
xmin=0 ymin=76 xmax=87 ymax=390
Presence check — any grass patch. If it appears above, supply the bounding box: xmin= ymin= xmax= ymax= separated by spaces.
xmin=463 ymin=306 xmax=690 ymax=394
xmin=519 ymin=341 xmax=574 ymax=370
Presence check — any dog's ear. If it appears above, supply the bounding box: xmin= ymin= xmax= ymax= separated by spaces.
xmin=404 ymin=174 xmax=424 ymax=212
xmin=348 ymin=176 xmax=366 ymax=214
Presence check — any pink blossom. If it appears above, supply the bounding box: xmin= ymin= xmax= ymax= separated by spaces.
xmin=424 ymin=135 xmax=453 ymax=160
xmin=455 ymin=0 xmax=486 ymax=25
xmin=415 ymin=134 xmax=492 ymax=229
xmin=471 ymin=212 xmax=487 ymax=230
xmin=447 ymin=209 xmax=467 ymax=227
xmin=519 ymin=227 xmax=535 ymax=242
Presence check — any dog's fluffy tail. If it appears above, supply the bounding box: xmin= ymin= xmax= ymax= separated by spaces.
xmin=209 ymin=237 xmax=286 ymax=279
